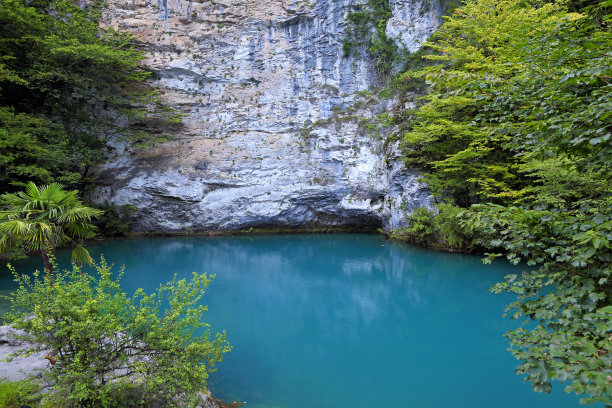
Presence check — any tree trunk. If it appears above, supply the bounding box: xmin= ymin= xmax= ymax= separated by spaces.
xmin=79 ymin=165 xmax=90 ymax=199
xmin=42 ymin=249 xmax=54 ymax=284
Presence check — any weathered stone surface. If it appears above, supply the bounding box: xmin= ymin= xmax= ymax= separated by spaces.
xmin=0 ymin=325 xmax=48 ymax=381
xmin=386 ymin=0 xmax=442 ymax=52
xmin=93 ymin=0 xmax=437 ymax=233
xmin=0 ymin=325 xmax=26 ymax=347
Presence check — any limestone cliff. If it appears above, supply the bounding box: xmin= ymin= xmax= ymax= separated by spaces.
xmin=93 ymin=0 xmax=440 ymax=233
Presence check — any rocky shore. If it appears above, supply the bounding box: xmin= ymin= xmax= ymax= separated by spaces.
xmin=0 ymin=325 xmax=220 ymax=408
xmin=0 ymin=325 xmax=47 ymax=381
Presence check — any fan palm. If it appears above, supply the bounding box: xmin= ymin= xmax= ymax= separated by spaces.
xmin=0 ymin=182 xmax=103 ymax=273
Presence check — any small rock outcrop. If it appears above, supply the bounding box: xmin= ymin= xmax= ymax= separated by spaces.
xmin=93 ymin=0 xmax=440 ymax=233
xmin=0 ymin=325 xmax=48 ymax=381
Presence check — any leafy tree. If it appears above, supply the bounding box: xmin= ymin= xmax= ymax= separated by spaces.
xmin=6 ymin=258 xmax=230 ymax=407
xmin=402 ymin=0 xmax=611 ymax=204
xmin=0 ymin=0 xmax=180 ymax=194
xmin=394 ymin=0 xmax=612 ymax=403
xmin=464 ymin=203 xmax=612 ymax=404
xmin=0 ymin=107 xmax=79 ymax=192
xmin=0 ymin=182 xmax=102 ymax=272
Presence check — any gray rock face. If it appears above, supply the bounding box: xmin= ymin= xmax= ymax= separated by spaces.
xmin=0 ymin=325 xmax=48 ymax=381
xmin=386 ymin=0 xmax=442 ymax=52
xmin=93 ymin=0 xmax=438 ymax=233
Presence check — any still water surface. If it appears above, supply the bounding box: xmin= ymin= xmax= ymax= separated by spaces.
xmin=2 ymin=234 xmax=583 ymax=408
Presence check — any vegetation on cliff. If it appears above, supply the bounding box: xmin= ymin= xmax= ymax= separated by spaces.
xmin=394 ymin=0 xmax=611 ymax=403
xmin=343 ymin=0 xmax=460 ymax=77
xmin=343 ymin=0 xmax=400 ymax=76
xmin=0 ymin=0 xmax=180 ymax=195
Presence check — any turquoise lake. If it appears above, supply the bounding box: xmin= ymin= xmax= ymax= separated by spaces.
xmin=1 ymin=233 xmax=584 ymax=408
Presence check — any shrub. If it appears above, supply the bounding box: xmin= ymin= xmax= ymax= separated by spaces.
xmin=5 ymin=258 xmax=230 ymax=407
xmin=0 ymin=378 xmax=40 ymax=407
xmin=393 ymin=204 xmax=471 ymax=251
xmin=405 ymin=206 xmax=436 ymax=245
xmin=94 ymin=201 xmax=138 ymax=237
xmin=435 ymin=203 xmax=470 ymax=250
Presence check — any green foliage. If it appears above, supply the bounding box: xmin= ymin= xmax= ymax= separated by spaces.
xmin=0 ymin=0 xmax=180 ymax=194
xmin=435 ymin=203 xmax=471 ymax=249
xmin=0 ymin=108 xmax=82 ymax=192
xmin=402 ymin=206 xmax=435 ymax=245
xmin=343 ymin=0 xmax=402 ymax=76
xmin=0 ymin=378 xmax=40 ymax=407
xmin=516 ymin=157 xmax=611 ymax=210
xmin=463 ymin=203 xmax=612 ymax=404
xmin=94 ymin=202 xmax=138 ymax=237
xmin=0 ymin=182 xmax=103 ymax=270
xmin=343 ymin=0 xmax=461 ymax=82
xmin=396 ymin=0 xmax=612 ymax=403
xmin=393 ymin=204 xmax=471 ymax=251
xmin=6 ymin=258 xmax=230 ymax=407
xmin=401 ymin=0 xmax=611 ymax=206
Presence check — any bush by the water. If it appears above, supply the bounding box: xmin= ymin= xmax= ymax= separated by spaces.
xmin=396 ymin=0 xmax=612 ymax=402
xmin=94 ymin=201 xmax=138 ymax=237
xmin=392 ymin=204 xmax=472 ymax=251
xmin=5 ymin=258 xmax=230 ymax=407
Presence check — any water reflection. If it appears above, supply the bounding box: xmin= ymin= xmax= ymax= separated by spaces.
xmin=3 ymin=234 xmax=581 ymax=408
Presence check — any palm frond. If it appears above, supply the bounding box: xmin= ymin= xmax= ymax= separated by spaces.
xmin=0 ymin=230 xmax=19 ymax=253
xmin=0 ymin=219 xmax=33 ymax=236
xmin=1 ymin=192 xmax=28 ymax=210
xmin=25 ymin=181 xmax=41 ymax=201
xmin=60 ymin=206 xmax=104 ymax=223
xmin=58 ymin=189 xmax=79 ymax=207
xmin=65 ymin=221 xmax=97 ymax=239
xmin=40 ymin=183 xmax=66 ymax=202
xmin=72 ymin=244 xmax=93 ymax=267
xmin=1 ymin=182 xmax=101 ymax=265
xmin=22 ymin=222 xmax=55 ymax=250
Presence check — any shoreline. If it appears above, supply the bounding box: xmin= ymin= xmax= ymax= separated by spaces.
xmin=110 ymin=225 xmax=384 ymax=238
xmin=0 ymin=325 xmax=223 ymax=408
xmin=0 ymin=227 xmax=385 ymax=263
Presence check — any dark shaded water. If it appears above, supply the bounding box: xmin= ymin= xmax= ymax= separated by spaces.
xmin=2 ymin=234 xmax=582 ymax=407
